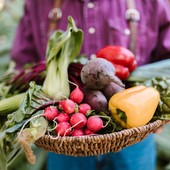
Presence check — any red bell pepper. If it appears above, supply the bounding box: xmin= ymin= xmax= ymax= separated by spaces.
xmin=96 ymin=45 xmax=137 ymax=80
xmin=113 ymin=64 xmax=130 ymax=80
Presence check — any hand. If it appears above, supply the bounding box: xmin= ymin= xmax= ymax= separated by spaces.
xmin=154 ymin=121 xmax=170 ymax=134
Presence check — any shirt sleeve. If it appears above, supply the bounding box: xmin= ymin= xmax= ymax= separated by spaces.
xmin=151 ymin=0 xmax=170 ymax=62
xmin=10 ymin=0 xmax=39 ymax=69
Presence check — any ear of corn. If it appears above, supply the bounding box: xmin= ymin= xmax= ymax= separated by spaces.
xmin=0 ymin=93 xmax=25 ymax=116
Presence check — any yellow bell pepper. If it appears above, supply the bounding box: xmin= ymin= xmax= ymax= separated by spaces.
xmin=108 ymin=85 xmax=160 ymax=128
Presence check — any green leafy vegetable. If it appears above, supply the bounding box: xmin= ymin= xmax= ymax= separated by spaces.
xmin=127 ymin=59 xmax=170 ymax=82
xmin=0 ymin=81 xmax=50 ymax=169
xmin=42 ymin=16 xmax=83 ymax=99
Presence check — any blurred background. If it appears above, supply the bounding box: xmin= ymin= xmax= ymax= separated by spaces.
xmin=0 ymin=0 xmax=22 ymax=75
xmin=0 ymin=0 xmax=170 ymax=170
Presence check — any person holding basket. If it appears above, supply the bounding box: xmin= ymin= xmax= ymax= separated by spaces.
xmin=11 ymin=0 xmax=170 ymax=170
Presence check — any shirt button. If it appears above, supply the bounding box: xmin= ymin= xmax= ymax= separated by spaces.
xmin=87 ymin=2 xmax=94 ymax=9
xmin=124 ymin=28 xmax=131 ymax=35
xmin=88 ymin=27 xmax=96 ymax=34
xmin=90 ymin=54 xmax=96 ymax=59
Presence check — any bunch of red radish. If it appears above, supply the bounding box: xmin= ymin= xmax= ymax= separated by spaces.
xmin=43 ymin=86 xmax=105 ymax=137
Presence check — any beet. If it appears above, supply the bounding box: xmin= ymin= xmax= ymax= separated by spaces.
xmin=80 ymin=58 xmax=124 ymax=90
xmin=83 ymin=88 xmax=109 ymax=114
xmin=102 ymin=82 xmax=125 ymax=100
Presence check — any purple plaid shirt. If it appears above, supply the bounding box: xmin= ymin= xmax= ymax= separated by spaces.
xmin=11 ymin=0 xmax=170 ymax=68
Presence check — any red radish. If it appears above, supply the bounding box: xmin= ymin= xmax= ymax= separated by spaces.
xmin=70 ymin=86 xmax=84 ymax=104
xmin=71 ymin=129 xmax=84 ymax=136
xmin=55 ymin=122 xmax=72 ymax=136
xmin=62 ymin=99 xmax=76 ymax=114
xmin=58 ymin=100 xmax=65 ymax=110
xmin=70 ymin=113 xmax=87 ymax=129
xmin=44 ymin=106 xmax=59 ymax=121
xmin=87 ymin=116 xmax=103 ymax=132
xmin=56 ymin=112 xmax=70 ymax=123
xmin=84 ymin=128 xmax=95 ymax=135
xmin=79 ymin=103 xmax=91 ymax=115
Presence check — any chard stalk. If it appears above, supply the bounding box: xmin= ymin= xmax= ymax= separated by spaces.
xmin=42 ymin=16 xmax=83 ymax=100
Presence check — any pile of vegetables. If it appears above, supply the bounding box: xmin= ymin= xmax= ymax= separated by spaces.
xmin=0 ymin=16 xmax=116 ymax=169
xmin=0 ymin=16 xmax=170 ymax=170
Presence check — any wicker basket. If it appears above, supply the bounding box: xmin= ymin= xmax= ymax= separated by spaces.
xmin=35 ymin=120 xmax=164 ymax=157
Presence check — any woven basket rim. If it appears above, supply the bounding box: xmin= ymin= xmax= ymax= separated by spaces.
xmin=35 ymin=120 xmax=166 ymax=156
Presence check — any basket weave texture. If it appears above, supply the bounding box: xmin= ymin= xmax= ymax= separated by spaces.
xmin=35 ymin=120 xmax=163 ymax=157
